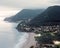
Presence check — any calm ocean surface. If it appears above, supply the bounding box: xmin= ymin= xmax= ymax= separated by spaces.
xmin=0 ymin=17 xmax=28 ymax=48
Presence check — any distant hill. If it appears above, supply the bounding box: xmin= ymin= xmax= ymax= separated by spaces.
xmin=28 ymin=6 xmax=60 ymax=27
xmin=4 ymin=9 xmax=44 ymax=22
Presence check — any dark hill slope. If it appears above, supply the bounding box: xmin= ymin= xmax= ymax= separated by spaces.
xmin=4 ymin=9 xmax=44 ymax=22
xmin=28 ymin=6 xmax=60 ymax=27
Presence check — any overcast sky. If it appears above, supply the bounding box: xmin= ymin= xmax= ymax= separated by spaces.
xmin=0 ymin=0 xmax=60 ymax=17
xmin=0 ymin=0 xmax=60 ymax=9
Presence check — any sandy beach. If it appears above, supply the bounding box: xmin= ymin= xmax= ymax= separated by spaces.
xmin=22 ymin=33 xmax=36 ymax=48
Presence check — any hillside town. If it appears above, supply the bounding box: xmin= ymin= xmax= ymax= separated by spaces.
xmin=17 ymin=19 xmax=60 ymax=48
xmin=16 ymin=6 xmax=60 ymax=48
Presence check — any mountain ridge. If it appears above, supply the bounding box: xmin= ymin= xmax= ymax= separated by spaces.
xmin=4 ymin=9 xmax=44 ymax=22
xmin=28 ymin=5 xmax=60 ymax=27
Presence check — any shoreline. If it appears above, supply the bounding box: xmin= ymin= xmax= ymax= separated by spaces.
xmin=22 ymin=32 xmax=36 ymax=48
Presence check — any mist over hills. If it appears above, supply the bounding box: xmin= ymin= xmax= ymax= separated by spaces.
xmin=4 ymin=9 xmax=44 ymax=22
xmin=28 ymin=6 xmax=60 ymax=27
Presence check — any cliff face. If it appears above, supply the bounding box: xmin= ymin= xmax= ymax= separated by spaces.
xmin=28 ymin=6 xmax=60 ymax=27
xmin=4 ymin=9 xmax=44 ymax=22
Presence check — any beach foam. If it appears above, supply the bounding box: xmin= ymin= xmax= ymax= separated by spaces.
xmin=14 ymin=33 xmax=29 ymax=48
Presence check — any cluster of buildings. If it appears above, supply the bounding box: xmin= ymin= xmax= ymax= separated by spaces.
xmin=18 ymin=19 xmax=60 ymax=48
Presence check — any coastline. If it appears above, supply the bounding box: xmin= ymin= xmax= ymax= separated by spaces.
xmin=22 ymin=32 xmax=36 ymax=48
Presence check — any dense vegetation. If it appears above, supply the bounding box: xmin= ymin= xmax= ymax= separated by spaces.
xmin=28 ymin=6 xmax=60 ymax=27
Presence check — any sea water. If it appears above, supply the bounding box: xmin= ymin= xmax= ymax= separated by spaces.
xmin=0 ymin=17 xmax=28 ymax=48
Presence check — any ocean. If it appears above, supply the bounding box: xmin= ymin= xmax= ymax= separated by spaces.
xmin=0 ymin=17 xmax=28 ymax=48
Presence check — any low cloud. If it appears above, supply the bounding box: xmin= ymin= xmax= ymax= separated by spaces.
xmin=0 ymin=0 xmax=60 ymax=9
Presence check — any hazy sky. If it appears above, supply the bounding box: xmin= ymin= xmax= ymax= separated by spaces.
xmin=0 ymin=0 xmax=60 ymax=9
xmin=0 ymin=0 xmax=60 ymax=17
